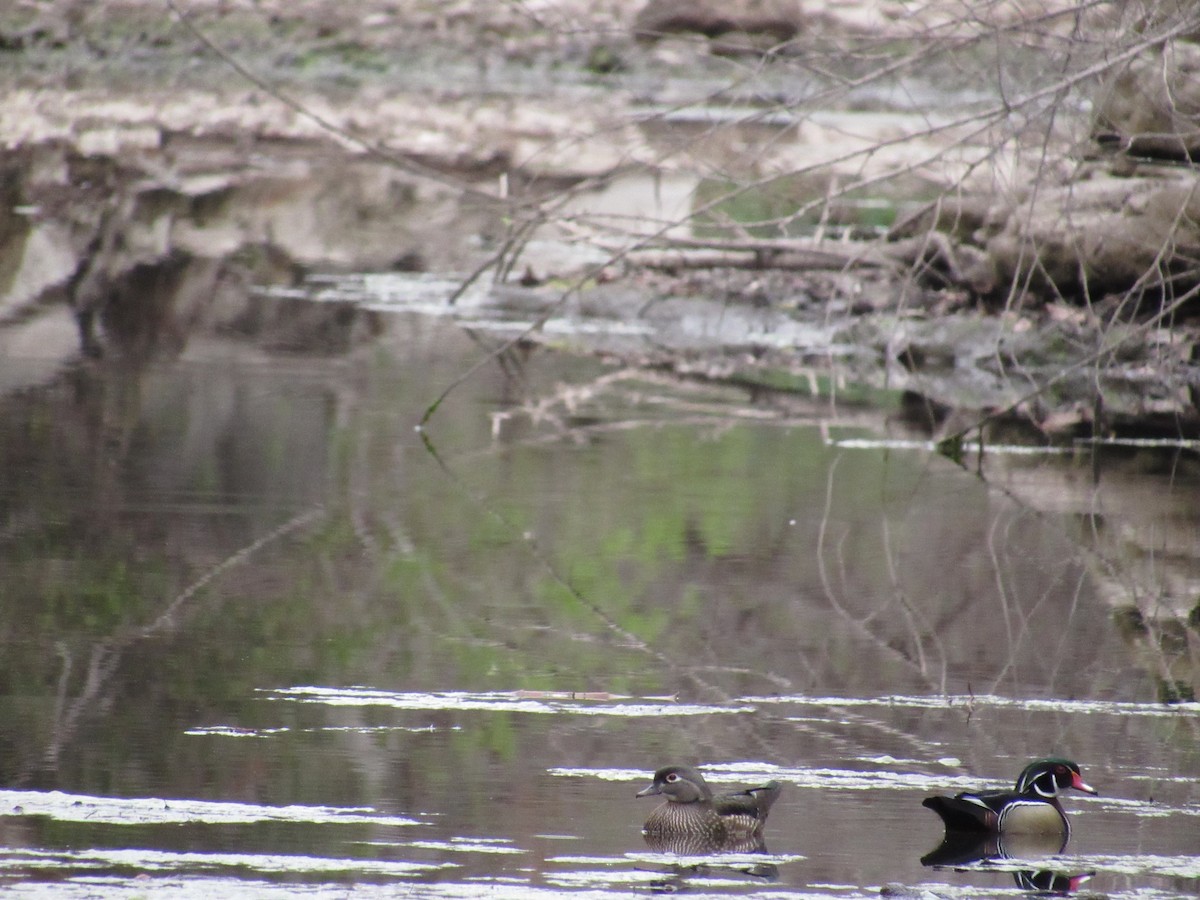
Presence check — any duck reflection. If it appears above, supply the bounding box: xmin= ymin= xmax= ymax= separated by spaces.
xmin=641 ymin=830 xmax=779 ymax=890
xmin=921 ymin=831 xmax=1093 ymax=893
xmin=642 ymin=830 xmax=771 ymax=856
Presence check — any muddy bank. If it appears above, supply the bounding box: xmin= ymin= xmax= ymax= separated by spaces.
xmin=1 ymin=0 xmax=1198 ymax=442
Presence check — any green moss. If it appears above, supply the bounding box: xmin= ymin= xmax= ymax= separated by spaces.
xmin=692 ymin=174 xmax=940 ymax=239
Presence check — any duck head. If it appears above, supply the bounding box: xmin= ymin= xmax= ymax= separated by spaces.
xmin=1015 ymin=759 xmax=1098 ymax=799
xmin=636 ymin=765 xmax=713 ymax=804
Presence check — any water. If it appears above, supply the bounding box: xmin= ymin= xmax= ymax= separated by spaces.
xmin=0 ymin=309 xmax=1198 ymax=897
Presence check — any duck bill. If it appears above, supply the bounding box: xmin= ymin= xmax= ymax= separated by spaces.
xmin=636 ymin=783 xmax=662 ymax=798
xmin=1068 ymin=872 xmax=1095 ymax=891
xmin=1071 ymin=773 xmax=1098 ymax=795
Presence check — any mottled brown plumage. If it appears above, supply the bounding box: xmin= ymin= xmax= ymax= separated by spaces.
xmin=636 ymin=765 xmax=782 ymax=842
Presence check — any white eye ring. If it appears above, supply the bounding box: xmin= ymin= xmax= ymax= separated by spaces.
xmin=665 ymin=773 xmax=679 ymax=783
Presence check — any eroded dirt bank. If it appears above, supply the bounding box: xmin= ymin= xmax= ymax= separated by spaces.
xmin=1 ymin=1 xmax=1199 ymax=441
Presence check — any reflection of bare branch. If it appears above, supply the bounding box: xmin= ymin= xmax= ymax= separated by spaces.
xmin=41 ymin=639 xmax=122 ymax=773
xmin=441 ymin=362 xmax=967 ymax=764
xmin=143 ymin=506 xmax=325 ymax=637
xmin=984 ymin=513 xmax=1020 ymax=692
xmin=480 ymin=365 xmax=897 ymax=454
xmin=47 ymin=642 xmax=73 ymax=766
xmin=879 ymin=515 xmax=951 ymax=692
xmin=418 ymin=429 xmax=650 ymax=652
xmin=815 ymin=453 xmax=944 ymax=690
xmin=27 ymin=506 xmax=326 ymax=783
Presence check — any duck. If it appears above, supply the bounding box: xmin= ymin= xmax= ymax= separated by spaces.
xmin=922 ymin=758 xmax=1097 ymax=835
xmin=636 ymin=765 xmax=782 ymax=843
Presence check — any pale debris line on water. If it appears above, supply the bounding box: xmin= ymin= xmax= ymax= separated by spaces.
xmin=487 ymin=367 xmax=815 ymax=443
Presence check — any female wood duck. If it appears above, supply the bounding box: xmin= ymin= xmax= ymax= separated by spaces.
xmin=636 ymin=765 xmax=782 ymax=842
xmin=922 ymin=758 xmax=1097 ymax=835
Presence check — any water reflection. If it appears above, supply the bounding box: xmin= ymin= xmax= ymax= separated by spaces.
xmin=922 ymin=831 xmax=1094 ymax=894
xmin=1 ymin=303 xmax=1200 ymax=896
xmin=643 ymin=849 xmax=782 ymax=897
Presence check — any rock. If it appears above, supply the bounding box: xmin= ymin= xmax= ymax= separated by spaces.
xmin=633 ymin=0 xmax=803 ymax=46
xmin=1092 ymin=38 xmax=1200 ymax=163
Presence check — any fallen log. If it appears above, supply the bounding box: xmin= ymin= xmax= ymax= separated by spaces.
xmin=623 ymin=236 xmax=899 ymax=272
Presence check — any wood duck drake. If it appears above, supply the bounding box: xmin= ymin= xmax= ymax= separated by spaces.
xmin=637 ymin=765 xmax=782 ymax=843
xmin=922 ymin=758 xmax=1097 ymax=835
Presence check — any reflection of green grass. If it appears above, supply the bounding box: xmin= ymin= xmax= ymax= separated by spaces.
xmin=0 ymin=341 xmax=975 ymax=827
xmin=40 ymin=561 xmax=160 ymax=632
xmin=478 ymin=712 xmax=519 ymax=760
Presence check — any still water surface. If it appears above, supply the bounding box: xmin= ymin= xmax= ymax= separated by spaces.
xmin=0 ymin=311 xmax=1198 ymax=897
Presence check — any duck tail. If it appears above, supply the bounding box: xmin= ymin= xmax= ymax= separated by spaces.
xmin=921 ymin=796 xmax=993 ymax=832
xmin=749 ymin=780 xmax=783 ymax=819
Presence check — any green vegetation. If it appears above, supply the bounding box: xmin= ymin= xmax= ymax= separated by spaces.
xmin=693 ymin=174 xmax=939 ymax=239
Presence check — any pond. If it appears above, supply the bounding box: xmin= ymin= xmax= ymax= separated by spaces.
xmin=1 ymin=297 xmax=1198 ymax=898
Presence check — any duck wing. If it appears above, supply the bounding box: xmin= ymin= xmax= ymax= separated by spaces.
xmin=714 ymin=781 xmax=783 ymax=822
xmin=922 ymin=788 xmax=1014 ymax=831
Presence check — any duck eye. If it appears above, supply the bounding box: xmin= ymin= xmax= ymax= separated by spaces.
xmin=665 ymin=773 xmax=679 ymax=783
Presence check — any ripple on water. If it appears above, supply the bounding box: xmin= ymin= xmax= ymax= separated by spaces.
xmin=0 ymin=788 xmax=421 ymax=827
xmin=263 ymin=686 xmax=753 ymax=717
xmin=1068 ymin=853 xmax=1200 ymax=878
xmin=552 ymin=763 xmax=994 ymax=794
xmin=740 ymin=692 xmax=1200 ymax=718
xmin=0 ymin=846 xmax=448 ymax=878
